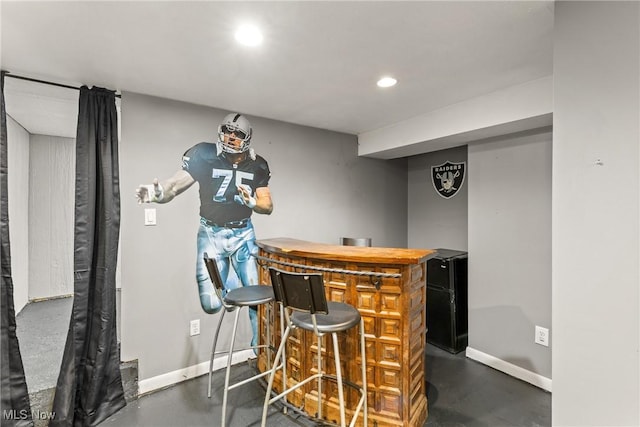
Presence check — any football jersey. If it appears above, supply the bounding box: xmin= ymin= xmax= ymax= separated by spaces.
xmin=181 ymin=142 xmax=271 ymax=223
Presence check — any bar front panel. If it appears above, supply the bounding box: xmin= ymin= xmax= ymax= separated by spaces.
xmin=256 ymin=239 xmax=431 ymax=427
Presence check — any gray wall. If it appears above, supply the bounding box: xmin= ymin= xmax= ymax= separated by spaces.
xmin=406 ymin=131 xmax=552 ymax=383
xmin=7 ymin=115 xmax=30 ymax=313
xmin=119 ymin=92 xmax=408 ymax=381
xmin=28 ymin=134 xmax=75 ymax=300
xmin=407 ymin=145 xmax=468 ymax=251
xmin=468 ymin=129 xmax=552 ymax=379
xmin=553 ymin=3 xmax=639 ymax=425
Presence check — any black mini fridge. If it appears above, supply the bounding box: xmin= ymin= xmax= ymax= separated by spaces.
xmin=426 ymin=249 xmax=468 ymax=353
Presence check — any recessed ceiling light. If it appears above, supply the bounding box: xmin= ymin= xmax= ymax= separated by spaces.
xmin=377 ymin=77 xmax=398 ymax=88
xmin=235 ymin=24 xmax=263 ymax=46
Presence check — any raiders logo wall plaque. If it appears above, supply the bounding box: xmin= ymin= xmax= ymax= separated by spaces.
xmin=431 ymin=161 xmax=466 ymax=199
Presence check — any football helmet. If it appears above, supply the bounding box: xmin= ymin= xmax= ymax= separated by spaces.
xmin=217 ymin=113 xmax=253 ymax=154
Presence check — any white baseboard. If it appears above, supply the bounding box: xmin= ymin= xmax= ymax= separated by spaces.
xmin=138 ymin=349 xmax=254 ymax=395
xmin=139 ymin=347 xmax=552 ymax=395
xmin=465 ymin=346 xmax=552 ymax=392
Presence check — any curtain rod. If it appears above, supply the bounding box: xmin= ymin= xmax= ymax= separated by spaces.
xmin=3 ymin=72 xmax=122 ymax=98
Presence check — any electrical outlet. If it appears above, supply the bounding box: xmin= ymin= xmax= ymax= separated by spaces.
xmin=535 ymin=325 xmax=549 ymax=347
xmin=144 ymin=208 xmax=157 ymax=226
xmin=190 ymin=319 xmax=200 ymax=336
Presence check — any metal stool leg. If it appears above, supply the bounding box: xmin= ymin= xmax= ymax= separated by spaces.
xmin=317 ymin=334 xmax=323 ymax=420
xmin=278 ymin=303 xmax=288 ymax=414
xmin=208 ymin=309 xmax=227 ymax=398
xmin=261 ymin=325 xmax=292 ymax=427
xmin=221 ymin=308 xmax=242 ymax=427
xmin=360 ymin=318 xmax=368 ymax=427
xmin=332 ymin=332 xmax=347 ymax=427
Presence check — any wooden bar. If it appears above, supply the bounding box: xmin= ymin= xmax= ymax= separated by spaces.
xmin=256 ymin=238 xmax=435 ymax=427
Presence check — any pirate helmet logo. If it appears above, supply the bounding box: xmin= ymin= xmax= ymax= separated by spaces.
xmin=431 ymin=161 xmax=466 ymax=199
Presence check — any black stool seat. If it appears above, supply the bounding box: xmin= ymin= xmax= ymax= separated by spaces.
xmin=225 ymin=285 xmax=274 ymax=306
xmin=292 ymin=301 xmax=361 ymax=333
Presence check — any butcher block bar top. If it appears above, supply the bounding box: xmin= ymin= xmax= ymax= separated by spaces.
xmin=256 ymin=238 xmax=436 ymax=427
xmin=257 ymin=237 xmax=435 ymax=265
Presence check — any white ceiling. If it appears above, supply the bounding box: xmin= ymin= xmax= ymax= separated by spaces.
xmin=1 ymin=1 xmax=554 ymax=141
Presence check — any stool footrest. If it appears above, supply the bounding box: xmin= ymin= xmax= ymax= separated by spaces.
xmin=228 ymin=368 xmax=273 ymax=391
xmin=267 ymin=372 xmax=323 ymax=406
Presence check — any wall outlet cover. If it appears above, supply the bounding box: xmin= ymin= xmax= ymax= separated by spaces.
xmin=535 ymin=325 xmax=549 ymax=347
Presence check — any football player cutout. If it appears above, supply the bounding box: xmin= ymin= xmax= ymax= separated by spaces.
xmin=136 ymin=113 xmax=273 ymax=348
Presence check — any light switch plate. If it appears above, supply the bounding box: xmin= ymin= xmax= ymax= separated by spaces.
xmin=144 ymin=208 xmax=157 ymax=226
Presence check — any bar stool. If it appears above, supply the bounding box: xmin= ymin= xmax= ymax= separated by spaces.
xmin=203 ymin=253 xmax=283 ymax=427
xmin=261 ymin=268 xmax=367 ymax=427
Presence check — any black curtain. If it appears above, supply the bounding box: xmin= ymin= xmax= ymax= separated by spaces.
xmin=1 ymin=73 xmax=34 ymax=427
xmin=51 ymin=86 xmax=125 ymax=426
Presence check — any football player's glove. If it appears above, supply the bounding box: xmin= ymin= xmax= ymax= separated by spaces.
xmin=234 ymin=184 xmax=256 ymax=209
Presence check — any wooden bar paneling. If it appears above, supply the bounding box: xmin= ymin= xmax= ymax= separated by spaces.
xmin=256 ymin=238 xmax=435 ymax=427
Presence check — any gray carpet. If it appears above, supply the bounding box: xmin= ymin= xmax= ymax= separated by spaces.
xmin=15 ymin=296 xmax=73 ymax=393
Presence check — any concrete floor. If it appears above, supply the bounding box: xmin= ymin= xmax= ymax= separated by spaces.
xmin=103 ymin=344 xmax=551 ymax=427
xmin=14 ymin=297 xmax=551 ymax=426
